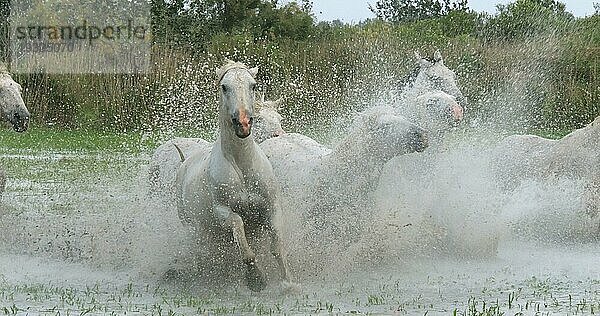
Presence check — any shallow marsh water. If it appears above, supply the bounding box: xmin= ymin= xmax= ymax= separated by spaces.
xmin=0 ymin=138 xmax=599 ymax=315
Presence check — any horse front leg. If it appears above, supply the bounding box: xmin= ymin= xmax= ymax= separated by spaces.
xmin=0 ymin=169 xmax=6 ymax=200
xmin=215 ymin=205 xmax=266 ymax=292
xmin=267 ymin=224 xmax=290 ymax=282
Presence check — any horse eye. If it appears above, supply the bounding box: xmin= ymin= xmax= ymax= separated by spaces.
xmin=221 ymin=84 xmax=228 ymax=93
xmin=251 ymin=84 xmax=257 ymax=91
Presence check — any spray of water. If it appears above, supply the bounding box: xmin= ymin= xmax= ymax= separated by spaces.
xmin=0 ymin=33 xmax=597 ymax=313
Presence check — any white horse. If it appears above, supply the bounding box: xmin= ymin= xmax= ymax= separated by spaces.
xmin=259 ymin=132 xmax=331 ymax=198
xmin=253 ymin=93 xmax=285 ymax=143
xmin=260 ymin=106 xmax=427 ymax=205
xmin=305 ymin=106 xmax=428 ymax=237
xmin=0 ymin=64 xmax=30 ymax=132
xmin=148 ymin=95 xmax=285 ymax=199
xmin=397 ymin=50 xmax=464 ymax=139
xmin=490 ymin=116 xmax=600 ymax=239
xmin=361 ymin=52 xmax=487 ymax=258
xmin=0 ymin=63 xmax=30 ymax=198
xmin=491 ymin=115 xmax=600 ymax=191
xmin=175 ymin=60 xmax=289 ymax=292
xmin=148 ymin=137 xmax=211 ymax=197
xmin=260 ymin=106 xmax=428 ymax=270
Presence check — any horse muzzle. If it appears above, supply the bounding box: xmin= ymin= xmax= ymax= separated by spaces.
xmin=11 ymin=112 xmax=29 ymax=133
xmin=451 ymin=103 xmax=464 ymax=123
xmin=232 ymin=115 xmax=253 ymax=139
xmin=272 ymin=128 xmax=285 ymax=138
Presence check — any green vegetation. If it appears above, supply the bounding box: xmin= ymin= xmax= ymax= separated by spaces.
xmin=3 ymin=0 xmax=599 ymax=136
xmin=0 ymin=128 xmax=153 ymax=153
xmin=1 ymin=274 xmax=600 ymax=315
xmin=369 ymin=0 xmax=470 ymax=23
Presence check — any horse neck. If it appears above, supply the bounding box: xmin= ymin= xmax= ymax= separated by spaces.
xmin=399 ymin=81 xmax=432 ymax=122
xmin=404 ymin=78 xmax=433 ymax=99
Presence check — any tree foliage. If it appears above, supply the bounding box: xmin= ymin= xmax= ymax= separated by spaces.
xmin=482 ymin=0 xmax=574 ymax=41
xmin=151 ymin=0 xmax=315 ymax=47
xmin=0 ymin=0 xmax=9 ymax=63
xmin=369 ymin=0 xmax=469 ymax=23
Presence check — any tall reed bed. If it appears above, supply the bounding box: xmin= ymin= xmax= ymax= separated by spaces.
xmin=12 ymin=17 xmax=599 ymax=134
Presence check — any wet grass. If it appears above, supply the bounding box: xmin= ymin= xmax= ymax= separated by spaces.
xmin=0 ymin=127 xmax=152 ymax=154
xmin=0 ymin=274 xmax=599 ymax=315
xmin=0 ymin=126 xmax=217 ymax=154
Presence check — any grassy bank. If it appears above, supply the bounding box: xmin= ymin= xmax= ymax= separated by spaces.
xmin=0 ymin=127 xmax=157 ymax=154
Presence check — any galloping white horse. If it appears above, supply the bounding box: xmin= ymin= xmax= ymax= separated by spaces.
xmin=0 ymin=63 xmax=30 ymax=198
xmin=175 ymin=60 xmax=289 ymax=292
xmin=148 ymin=94 xmax=285 ymax=198
xmin=490 ymin=116 xmax=600 ymax=239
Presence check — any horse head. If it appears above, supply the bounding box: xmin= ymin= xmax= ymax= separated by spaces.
xmin=415 ymin=90 xmax=464 ymax=126
xmin=216 ymin=60 xmax=259 ymax=139
xmin=350 ymin=106 xmax=428 ymax=161
xmin=413 ymin=50 xmax=465 ymax=124
xmin=0 ymin=65 xmax=30 ymax=132
xmin=254 ymin=93 xmax=285 ymax=142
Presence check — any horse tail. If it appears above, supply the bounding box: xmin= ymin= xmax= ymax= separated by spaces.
xmin=173 ymin=143 xmax=186 ymax=163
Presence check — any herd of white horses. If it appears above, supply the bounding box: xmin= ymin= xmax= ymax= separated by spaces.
xmin=1 ymin=52 xmax=598 ymax=292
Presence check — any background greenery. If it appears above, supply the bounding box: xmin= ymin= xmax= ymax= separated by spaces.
xmin=2 ymin=0 xmax=599 ymax=137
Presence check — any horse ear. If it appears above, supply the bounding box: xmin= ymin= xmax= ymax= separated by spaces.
xmin=415 ymin=51 xmax=431 ymax=67
xmin=434 ymin=50 xmax=444 ymax=64
xmin=249 ymin=67 xmax=259 ymax=78
xmin=414 ymin=51 xmax=422 ymax=61
xmin=255 ymin=91 xmax=265 ymax=103
xmin=274 ymin=97 xmax=284 ymax=111
xmin=254 ymin=91 xmax=264 ymax=110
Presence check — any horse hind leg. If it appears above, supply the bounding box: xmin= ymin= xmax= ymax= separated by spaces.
xmin=217 ymin=206 xmax=267 ymax=292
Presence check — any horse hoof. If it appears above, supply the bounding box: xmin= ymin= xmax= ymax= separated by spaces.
xmin=245 ymin=261 xmax=266 ymax=292
xmin=163 ymin=268 xmax=184 ymax=281
xmin=281 ymin=281 xmax=302 ymax=295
